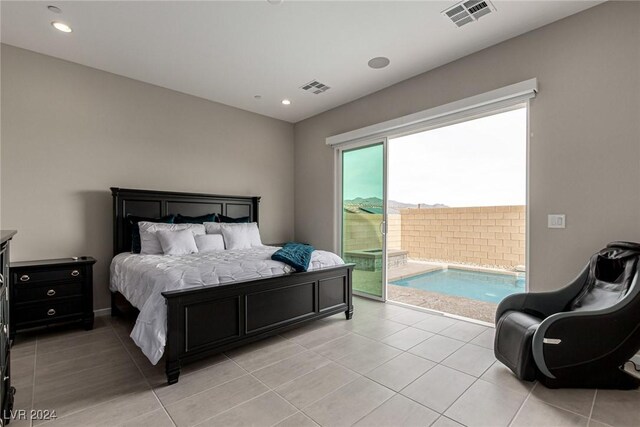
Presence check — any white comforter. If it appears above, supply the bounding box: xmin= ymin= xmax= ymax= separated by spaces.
xmin=110 ymin=246 xmax=344 ymax=364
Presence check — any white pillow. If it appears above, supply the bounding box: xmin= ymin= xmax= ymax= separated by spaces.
xmin=220 ymin=223 xmax=263 ymax=250
xmin=138 ymin=222 xmax=205 ymax=255
xmin=203 ymin=222 xmax=222 ymax=235
xmin=194 ymin=234 xmax=225 ymax=253
xmin=156 ymin=229 xmax=199 ymax=256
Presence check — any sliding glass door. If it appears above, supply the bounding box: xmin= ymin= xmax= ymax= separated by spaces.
xmin=340 ymin=142 xmax=386 ymax=300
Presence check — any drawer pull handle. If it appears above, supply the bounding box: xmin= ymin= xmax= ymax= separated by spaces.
xmin=47 ymin=309 xmax=56 ymax=316
xmin=47 ymin=289 xmax=56 ymax=297
xmin=20 ymin=275 xmax=30 ymax=282
xmin=71 ymin=270 xmax=80 ymax=277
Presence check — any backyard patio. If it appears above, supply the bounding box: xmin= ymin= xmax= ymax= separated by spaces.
xmin=353 ymin=261 xmax=516 ymax=323
xmin=345 ymin=205 xmax=527 ymax=323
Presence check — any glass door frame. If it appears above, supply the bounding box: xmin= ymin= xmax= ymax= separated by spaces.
xmin=335 ymin=137 xmax=388 ymax=302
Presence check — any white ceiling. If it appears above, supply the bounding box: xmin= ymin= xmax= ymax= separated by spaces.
xmin=1 ymin=1 xmax=602 ymax=123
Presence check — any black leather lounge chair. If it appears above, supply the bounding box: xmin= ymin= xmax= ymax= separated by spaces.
xmin=494 ymin=241 xmax=640 ymax=389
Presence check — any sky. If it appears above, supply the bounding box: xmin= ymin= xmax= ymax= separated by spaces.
xmin=388 ymin=108 xmax=527 ymax=207
xmin=342 ymin=143 xmax=384 ymax=201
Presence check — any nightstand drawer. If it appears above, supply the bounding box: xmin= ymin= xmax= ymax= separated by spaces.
xmin=14 ymin=282 xmax=83 ymax=304
xmin=13 ymin=267 xmax=83 ymax=284
xmin=14 ymin=298 xmax=84 ymax=325
xmin=10 ymin=256 xmax=96 ymax=337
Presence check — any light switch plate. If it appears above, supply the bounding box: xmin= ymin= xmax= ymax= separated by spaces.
xmin=548 ymin=214 xmax=566 ymax=229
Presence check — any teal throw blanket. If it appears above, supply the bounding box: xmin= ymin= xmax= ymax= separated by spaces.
xmin=271 ymin=242 xmax=315 ymax=272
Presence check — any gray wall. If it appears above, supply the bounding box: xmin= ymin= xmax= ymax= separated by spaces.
xmin=1 ymin=44 xmax=295 ymax=310
xmin=294 ymin=1 xmax=640 ymax=292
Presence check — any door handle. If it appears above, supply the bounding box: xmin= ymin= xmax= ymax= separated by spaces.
xmin=380 ymin=221 xmax=387 ymax=236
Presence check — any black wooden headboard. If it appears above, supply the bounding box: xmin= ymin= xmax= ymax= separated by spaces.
xmin=111 ymin=187 xmax=260 ymax=255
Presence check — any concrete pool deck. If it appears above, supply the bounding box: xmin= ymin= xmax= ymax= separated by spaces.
xmin=387 ymin=284 xmax=498 ymax=323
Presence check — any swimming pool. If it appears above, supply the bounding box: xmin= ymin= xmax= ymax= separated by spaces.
xmin=391 ymin=268 xmax=526 ymax=303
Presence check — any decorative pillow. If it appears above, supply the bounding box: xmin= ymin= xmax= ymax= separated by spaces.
xmin=127 ymin=214 xmax=175 ymax=253
xmin=218 ymin=214 xmax=250 ymax=223
xmin=175 ymin=213 xmax=218 ymax=224
xmin=156 ymin=229 xmax=199 ymax=256
xmin=194 ymin=234 xmax=225 ymax=253
xmin=220 ymin=222 xmax=263 ymax=250
xmin=204 ymin=222 xmax=223 ymax=235
xmin=138 ymin=222 xmax=205 ymax=255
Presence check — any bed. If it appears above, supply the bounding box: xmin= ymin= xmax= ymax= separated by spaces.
xmin=110 ymin=187 xmax=354 ymax=385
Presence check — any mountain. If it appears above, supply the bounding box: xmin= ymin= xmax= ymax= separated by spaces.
xmin=389 ymin=200 xmax=448 ymax=210
xmin=344 ymin=197 xmax=448 ymax=210
xmin=345 ymin=197 xmax=384 ymax=206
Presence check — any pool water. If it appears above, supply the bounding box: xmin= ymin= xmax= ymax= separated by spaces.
xmin=391 ymin=268 xmax=526 ymax=303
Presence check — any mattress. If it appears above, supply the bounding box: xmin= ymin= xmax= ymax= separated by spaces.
xmin=109 ymin=246 xmax=344 ymax=364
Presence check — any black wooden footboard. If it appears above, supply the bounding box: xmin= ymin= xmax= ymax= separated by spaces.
xmin=161 ymin=264 xmax=354 ymax=384
xmin=110 ymin=187 xmax=354 ymax=385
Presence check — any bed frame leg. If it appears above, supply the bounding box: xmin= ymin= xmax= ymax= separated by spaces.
xmin=345 ymin=307 xmax=353 ymax=320
xmin=83 ymin=315 xmax=94 ymax=331
xmin=111 ymin=292 xmax=120 ymax=317
xmin=166 ymin=360 xmax=181 ymax=385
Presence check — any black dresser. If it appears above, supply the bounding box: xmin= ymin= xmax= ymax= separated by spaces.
xmin=0 ymin=231 xmax=16 ymax=426
xmin=10 ymin=257 xmax=96 ymax=340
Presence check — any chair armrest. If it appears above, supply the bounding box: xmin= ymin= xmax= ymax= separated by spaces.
xmin=532 ymin=271 xmax=640 ymax=378
xmin=495 ymin=264 xmax=589 ymax=323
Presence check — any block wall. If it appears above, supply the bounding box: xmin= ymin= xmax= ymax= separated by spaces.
xmin=343 ymin=213 xmax=402 ymax=251
xmin=399 ymin=206 xmax=526 ymax=267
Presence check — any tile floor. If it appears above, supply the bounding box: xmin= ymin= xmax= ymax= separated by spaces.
xmin=8 ymin=297 xmax=640 ymax=427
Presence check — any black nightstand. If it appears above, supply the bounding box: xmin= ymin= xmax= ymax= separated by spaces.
xmin=10 ymin=257 xmax=96 ymax=339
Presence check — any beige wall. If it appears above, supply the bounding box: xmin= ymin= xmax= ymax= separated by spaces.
xmin=294 ymin=2 xmax=640 ymax=292
xmin=387 ymin=214 xmax=401 ymax=250
xmin=343 ymin=213 xmax=401 ymax=252
xmin=1 ymin=45 xmax=295 ymax=310
xmin=401 ymin=206 xmax=525 ymax=267
xmin=343 ymin=213 xmax=382 ymax=252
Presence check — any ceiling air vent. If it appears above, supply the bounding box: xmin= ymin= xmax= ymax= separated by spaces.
xmin=300 ymin=80 xmax=330 ymax=95
xmin=443 ymin=0 xmax=495 ymax=28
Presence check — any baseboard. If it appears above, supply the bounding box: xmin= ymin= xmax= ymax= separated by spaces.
xmin=94 ymin=308 xmax=111 ymax=317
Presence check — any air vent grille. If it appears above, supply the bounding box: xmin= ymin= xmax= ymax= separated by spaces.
xmin=300 ymin=80 xmax=330 ymax=95
xmin=443 ymin=0 xmax=495 ymax=27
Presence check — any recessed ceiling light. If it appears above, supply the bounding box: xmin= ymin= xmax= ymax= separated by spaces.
xmin=51 ymin=21 xmax=72 ymax=33
xmin=267 ymin=0 xmax=284 ymax=5
xmin=47 ymin=5 xmax=62 ymax=14
xmin=281 ymin=99 xmax=291 ymax=105
xmin=368 ymin=57 xmax=390 ymax=69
